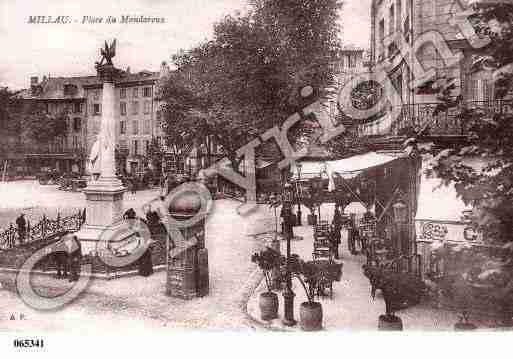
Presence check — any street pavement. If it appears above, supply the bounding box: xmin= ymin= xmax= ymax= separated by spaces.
xmin=247 ymin=203 xmax=500 ymax=331
xmin=0 ymin=196 xmax=274 ymax=332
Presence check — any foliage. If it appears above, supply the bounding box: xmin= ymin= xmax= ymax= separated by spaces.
xmin=363 ymin=264 xmax=425 ymax=316
xmin=287 ymin=254 xmax=323 ymax=303
xmin=160 ymin=0 xmax=343 ymax=169
xmin=429 ymin=242 xmax=513 ymax=321
xmin=251 ymin=247 xmax=283 ymax=292
xmin=421 ymin=3 xmax=513 ymax=243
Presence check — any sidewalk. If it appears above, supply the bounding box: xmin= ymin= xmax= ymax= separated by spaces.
xmin=247 ymin=223 xmax=499 ymax=331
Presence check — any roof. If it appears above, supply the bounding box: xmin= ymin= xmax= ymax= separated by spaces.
xmin=20 ymin=70 xmax=160 ymax=100
xmin=340 ymin=45 xmax=366 ymax=53
xmin=328 ymin=151 xmax=402 ymax=174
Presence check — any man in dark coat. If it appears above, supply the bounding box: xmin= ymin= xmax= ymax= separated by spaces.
xmin=65 ymin=234 xmax=82 ymax=282
xmin=16 ymin=213 xmax=26 ymax=244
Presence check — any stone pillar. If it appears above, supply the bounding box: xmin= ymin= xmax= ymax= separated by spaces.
xmin=75 ymin=64 xmax=126 ymax=255
xmin=165 ymin=192 xmax=209 ymax=300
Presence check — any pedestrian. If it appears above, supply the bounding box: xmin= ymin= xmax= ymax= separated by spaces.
xmin=64 ymin=234 xmax=81 ymax=282
xmin=138 ymin=240 xmax=154 ymax=277
xmin=16 ymin=213 xmax=26 ymax=245
xmin=330 ymin=224 xmax=341 ymax=260
xmin=348 ymin=214 xmax=357 ymax=255
xmin=123 ymin=207 xmax=137 ymax=220
xmin=53 ymin=246 xmax=68 ymax=279
xmin=131 ymin=178 xmax=137 ymax=195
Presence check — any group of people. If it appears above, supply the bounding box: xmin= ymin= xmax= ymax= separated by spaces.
xmin=329 ymin=206 xmax=371 ymax=258
xmin=53 ymin=233 xmax=82 ymax=282
xmin=123 ymin=207 xmax=155 ymax=277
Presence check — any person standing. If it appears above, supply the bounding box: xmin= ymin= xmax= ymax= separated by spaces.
xmin=348 ymin=213 xmax=357 ymax=255
xmin=331 ymin=207 xmax=343 ymax=259
xmin=16 ymin=213 xmax=26 ymax=245
xmin=66 ymin=235 xmax=82 ymax=282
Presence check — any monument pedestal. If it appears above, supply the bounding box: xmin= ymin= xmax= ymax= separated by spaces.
xmin=75 ymin=178 xmax=126 ymax=255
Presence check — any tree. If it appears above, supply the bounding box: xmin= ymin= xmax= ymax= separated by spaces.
xmin=424 ymin=2 xmax=513 ymax=244
xmin=159 ymin=0 xmax=343 ymax=170
xmin=417 ymin=3 xmax=513 ymax=323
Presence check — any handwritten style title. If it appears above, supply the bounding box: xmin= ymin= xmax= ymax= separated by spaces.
xmin=27 ymin=16 xmax=166 ymax=24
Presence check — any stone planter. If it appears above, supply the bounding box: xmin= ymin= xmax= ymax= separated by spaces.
xmin=259 ymin=292 xmax=279 ymax=321
xmin=300 ymin=301 xmax=323 ymax=331
xmin=378 ymin=314 xmax=403 ymax=331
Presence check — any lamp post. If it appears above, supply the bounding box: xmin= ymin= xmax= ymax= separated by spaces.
xmin=282 ymin=182 xmax=297 ymax=326
xmin=296 ymin=163 xmax=303 ymax=226
xmin=392 ymin=195 xmax=408 ymax=260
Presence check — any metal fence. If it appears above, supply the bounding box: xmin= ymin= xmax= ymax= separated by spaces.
xmin=0 ymin=209 xmax=85 ymax=250
xmin=392 ymin=100 xmax=513 ymax=136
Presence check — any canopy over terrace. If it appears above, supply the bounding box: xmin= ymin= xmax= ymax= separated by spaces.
xmin=292 ymin=150 xmax=422 ymax=257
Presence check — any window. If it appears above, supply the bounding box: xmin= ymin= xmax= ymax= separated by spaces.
xmin=132 ymin=120 xmax=138 ymax=135
xmin=120 ymin=88 xmax=126 ymax=99
xmin=93 ymin=103 xmax=101 ymax=115
xmin=379 ymin=19 xmax=385 ymax=58
xmin=145 ymin=140 xmax=150 ymax=154
xmin=349 ymin=55 xmax=357 ymax=68
xmin=143 ymin=101 xmax=151 ymax=114
xmin=133 ymin=140 xmax=139 ymax=155
xmin=143 ymin=87 xmax=152 ymax=97
xmin=120 ymin=121 xmax=126 ymax=135
xmin=132 ymin=101 xmax=139 ymax=115
xmin=132 ymin=88 xmax=138 ymax=98
xmin=143 ymin=119 xmax=150 ymax=134
xmin=73 ymin=102 xmax=81 ymax=114
xmin=72 ymin=136 xmax=78 ymax=149
xmin=389 ymin=5 xmax=395 ymax=35
xmin=397 ymin=0 xmax=402 ymax=31
xmin=93 ymin=90 xmax=100 ymax=100
xmin=73 ymin=118 xmax=81 ymax=132
xmin=120 ymin=102 xmax=127 ymax=116
xmin=119 ymin=139 xmax=127 ymax=150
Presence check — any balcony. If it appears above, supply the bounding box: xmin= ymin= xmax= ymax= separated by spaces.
xmin=392 ymin=100 xmax=513 ymax=137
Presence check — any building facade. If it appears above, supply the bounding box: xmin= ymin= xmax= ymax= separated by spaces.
xmin=366 ymin=0 xmax=513 ymax=137
xmin=17 ymin=65 xmax=168 ymax=176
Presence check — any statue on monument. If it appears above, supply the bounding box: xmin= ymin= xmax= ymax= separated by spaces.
xmin=88 ymin=39 xmax=117 ymax=176
xmin=95 ymin=39 xmax=116 ymax=67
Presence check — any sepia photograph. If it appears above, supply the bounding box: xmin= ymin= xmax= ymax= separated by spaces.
xmin=0 ymin=0 xmax=513 ymax=356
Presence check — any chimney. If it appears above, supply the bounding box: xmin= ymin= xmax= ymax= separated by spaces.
xmin=30 ymin=76 xmax=39 ymax=96
xmin=160 ymin=61 xmax=170 ymax=78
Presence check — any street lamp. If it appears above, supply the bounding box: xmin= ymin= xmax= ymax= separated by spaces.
xmin=392 ymin=195 xmax=408 ymax=258
xmin=282 ymin=182 xmax=297 ymax=326
xmin=296 ymin=163 xmax=303 ymax=226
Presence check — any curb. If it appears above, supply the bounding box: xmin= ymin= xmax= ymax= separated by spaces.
xmin=240 ymin=267 xmax=292 ymax=332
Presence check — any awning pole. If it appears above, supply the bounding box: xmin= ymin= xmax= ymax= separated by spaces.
xmin=376 ymin=187 xmax=401 ymax=223
xmin=336 ymin=174 xmax=369 ymax=210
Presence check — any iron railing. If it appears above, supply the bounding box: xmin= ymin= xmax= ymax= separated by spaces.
xmin=0 ymin=209 xmax=85 ymax=250
xmin=392 ymin=99 xmax=513 ymax=136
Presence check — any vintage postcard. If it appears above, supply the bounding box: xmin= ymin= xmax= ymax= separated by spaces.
xmin=0 ymin=0 xmax=512 ymax=356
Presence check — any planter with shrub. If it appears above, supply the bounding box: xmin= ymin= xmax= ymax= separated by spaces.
xmin=251 ymin=247 xmax=283 ymax=321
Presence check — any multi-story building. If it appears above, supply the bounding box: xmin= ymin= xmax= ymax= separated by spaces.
xmin=16 ymin=64 xmax=168 ymax=175
xmin=16 ymin=75 xmax=91 ymax=174
xmin=366 ymin=0 xmax=513 ymax=137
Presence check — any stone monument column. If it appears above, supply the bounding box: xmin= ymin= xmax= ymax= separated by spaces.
xmin=76 ymin=40 xmax=126 ymax=255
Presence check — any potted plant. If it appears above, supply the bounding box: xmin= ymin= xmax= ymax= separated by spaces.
xmin=363 ymin=265 xmax=404 ymax=330
xmin=251 ymin=247 xmax=282 ymax=321
xmin=288 ymin=255 xmax=324 ymax=331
